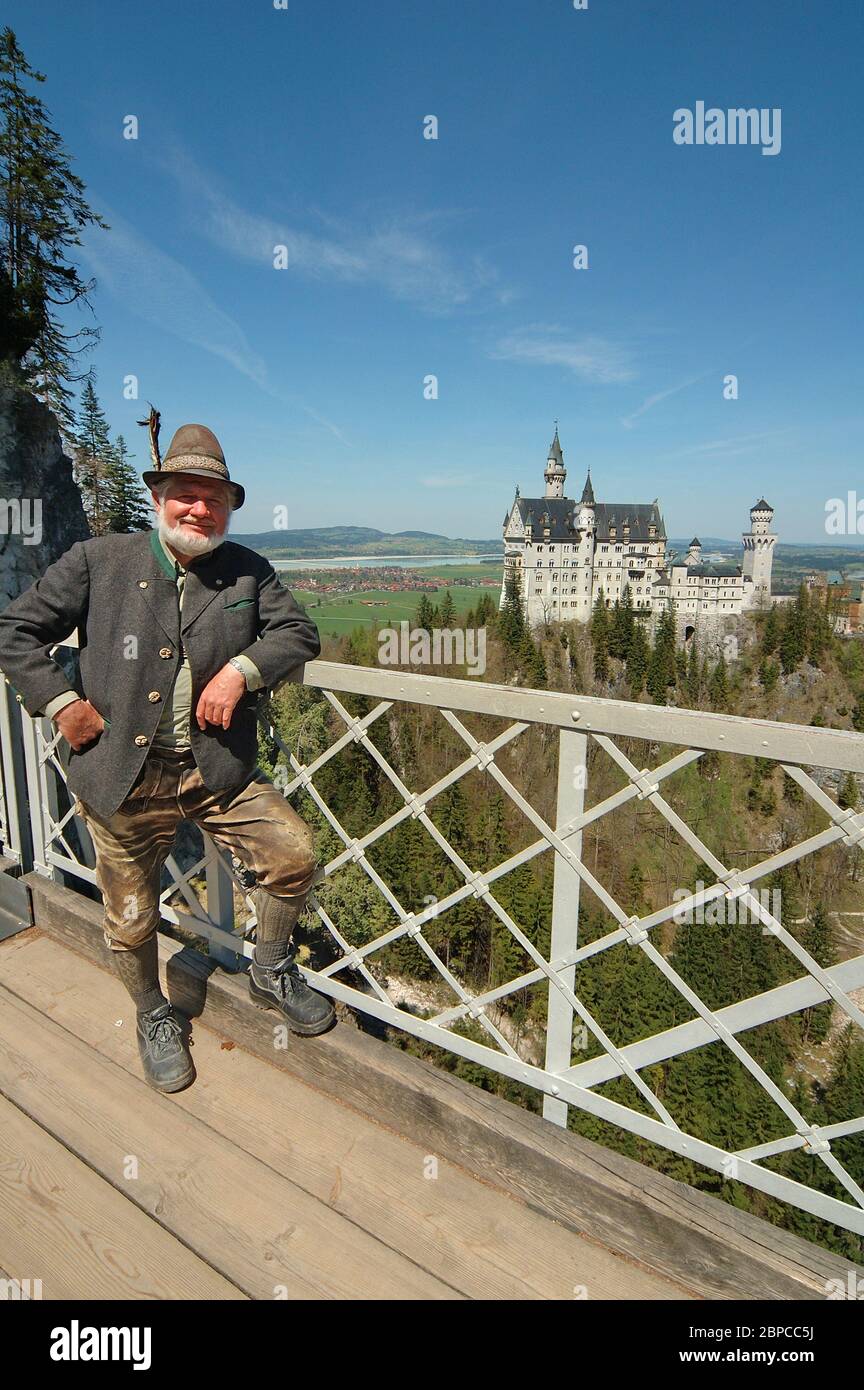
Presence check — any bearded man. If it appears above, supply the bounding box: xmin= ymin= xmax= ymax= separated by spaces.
xmin=0 ymin=422 xmax=335 ymax=1093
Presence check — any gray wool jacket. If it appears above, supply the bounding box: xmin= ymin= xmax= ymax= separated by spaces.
xmin=0 ymin=529 xmax=321 ymax=818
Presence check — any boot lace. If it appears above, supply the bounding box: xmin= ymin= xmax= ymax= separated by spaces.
xmin=144 ymin=1005 xmax=183 ymax=1056
xmin=266 ymin=954 xmax=307 ymax=998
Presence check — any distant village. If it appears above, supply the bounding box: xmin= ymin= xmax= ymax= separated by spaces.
xmin=284 ymin=565 xmax=501 ymax=598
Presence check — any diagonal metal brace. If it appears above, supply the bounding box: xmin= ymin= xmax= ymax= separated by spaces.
xmin=799 ymin=1128 xmax=831 ymax=1156
xmin=623 ymin=915 xmax=648 ymax=946
xmin=836 ymin=808 xmax=864 ymax=849
xmin=719 ymin=870 xmax=749 ymax=902
xmin=632 ymin=768 xmax=659 ymax=800
xmin=465 ymin=871 xmax=490 ymax=900
xmin=474 ymin=743 xmax=494 ymax=771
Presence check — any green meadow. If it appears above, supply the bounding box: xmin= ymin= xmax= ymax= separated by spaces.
xmin=288 ymin=565 xmax=503 ymax=637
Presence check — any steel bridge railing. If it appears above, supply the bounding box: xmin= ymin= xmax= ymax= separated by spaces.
xmin=2 ymin=649 xmax=864 ymax=1238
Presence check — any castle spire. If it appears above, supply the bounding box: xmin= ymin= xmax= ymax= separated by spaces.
xmin=580 ymin=470 xmax=595 ymax=506
xmin=544 ymin=425 xmax=566 ymax=498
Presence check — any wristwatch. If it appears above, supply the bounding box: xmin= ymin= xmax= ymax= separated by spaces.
xmin=228 ymin=658 xmax=249 ymax=684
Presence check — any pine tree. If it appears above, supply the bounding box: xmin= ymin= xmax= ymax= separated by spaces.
xmin=779 ymin=587 xmax=808 ymax=674
xmin=72 ymin=372 xmax=114 ymax=535
xmin=626 ymin=619 xmax=649 ymax=695
xmin=758 ymin=656 xmax=779 ymax=692
xmin=0 ymin=28 xmax=109 ymax=431
xmin=416 ymin=593 xmax=434 ymax=631
xmin=646 ymin=602 xmax=676 ymax=705
xmin=807 ymin=591 xmax=833 ymax=667
xmin=708 ymin=653 xmax=729 ymax=709
xmin=608 ymin=585 xmax=634 ymax=661
xmin=439 ymin=590 xmax=456 ymax=627
xmin=497 ymin=567 xmax=526 ymax=653
xmin=590 ymin=588 xmax=610 ymax=682
xmin=528 ymin=639 xmax=548 ymax=688
xmin=800 ymin=906 xmax=834 ymax=1045
xmin=685 ymin=638 xmax=700 ymax=704
xmin=104 ymin=434 xmax=151 ymax=533
xmin=761 ymin=605 xmax=780 ymax=656
xmin=839 ymin=772 xmax=859 ymax=810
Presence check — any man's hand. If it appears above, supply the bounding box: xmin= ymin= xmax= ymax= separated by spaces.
xmin=195 ymin=663 xmax=247 ymax=731
xmin=54 ymin=699 xmax=105 ymax=751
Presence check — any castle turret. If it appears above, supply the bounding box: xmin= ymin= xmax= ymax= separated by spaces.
xmin=686 ymin=536 xmax=702 ymax=566
xmin=544 ymin=428 xmax=566 ymax=498
xmin=742 ymin=497 xmax=776 ymax=605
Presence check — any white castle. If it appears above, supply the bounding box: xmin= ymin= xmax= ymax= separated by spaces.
xmin=500 ymin=430 xmax=776 ymax=644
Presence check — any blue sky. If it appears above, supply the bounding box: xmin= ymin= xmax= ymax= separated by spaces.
xmin=7 ymin=0 xmax=864 ymax=542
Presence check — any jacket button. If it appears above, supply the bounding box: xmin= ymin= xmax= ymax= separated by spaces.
xmin=134 ymin=734 xmax=148 ymax=746
xmin=147 ymin=691 xmax=161 ymax=702
xmin=158 ymin=647 xmax=173 ymax=658
xmin=138 ymin=580 xmax=148 ymax=588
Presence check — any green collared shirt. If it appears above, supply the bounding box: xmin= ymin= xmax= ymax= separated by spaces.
xmin=43 ymin=529 xmax=263 ymax=740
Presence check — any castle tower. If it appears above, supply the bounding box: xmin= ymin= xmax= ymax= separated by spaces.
xmin=573 ymin=471 xmax=596 ymax=623
xmin=742 ymin=498 xmax=776 ymax=604
xmin=686 ymin=536 xmax=702 ymax=566
xmin=544 ymin=427 xmax=566 ymax=498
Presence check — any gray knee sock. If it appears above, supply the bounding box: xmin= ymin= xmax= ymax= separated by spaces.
xmin=110 ymin=933 xmax=166 ymax=1014
xmin=253 ymin=888 xmax=306 ymax=967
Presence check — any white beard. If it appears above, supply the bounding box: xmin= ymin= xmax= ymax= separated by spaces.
xmin=158 ymin=513 xmax=229 ymax=557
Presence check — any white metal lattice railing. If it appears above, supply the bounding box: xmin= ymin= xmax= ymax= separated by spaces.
xmin=2 ymin=653 xmax=864 ymax=1238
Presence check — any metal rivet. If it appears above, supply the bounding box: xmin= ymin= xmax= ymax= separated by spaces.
xmin=571 ymin=710 xmax=582 ymax=722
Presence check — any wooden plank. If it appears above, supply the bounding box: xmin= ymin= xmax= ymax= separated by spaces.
xmin=0 ymin=1095 xmax=246 ymax=1300
xmin=23 ymin=873 xmax=864 ymax=1300
xmin=0 ymin=983 xmax=460 ymax=1301
xmin=1 ymin=931 xmax=687 ymax=1301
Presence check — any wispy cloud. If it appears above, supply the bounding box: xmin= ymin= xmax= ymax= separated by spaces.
xmin=79 ymin=209 xmax=270 ymax=388
xmin=620 ymin=369 xmax=714 ymax=429
xmin=79 ymin=205 xmax=350 ymax=445
xmin=157 ymin=146 xmax=509 ymax=315
xmin=489 ymin=325 xmax=636 ymax=384
xmin=665 ymin=430 xmax=790 ymax=461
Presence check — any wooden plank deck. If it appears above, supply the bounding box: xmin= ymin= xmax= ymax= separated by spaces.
xmin=0 ymin=928 xmax=692 ymax=1301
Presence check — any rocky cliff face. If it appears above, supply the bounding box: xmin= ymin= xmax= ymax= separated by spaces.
xmin=0 ymin=382 xmax=90 ymax=610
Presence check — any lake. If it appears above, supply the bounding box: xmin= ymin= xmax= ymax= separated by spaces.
xmin=270 ymin=553 xmax=502 ymax=571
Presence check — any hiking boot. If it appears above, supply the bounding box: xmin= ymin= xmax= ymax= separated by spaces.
xmin=248 ymin=949 xmax=336 ymax=1035
xmin=135 ymin=1001 xmax=196 ymax=1092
